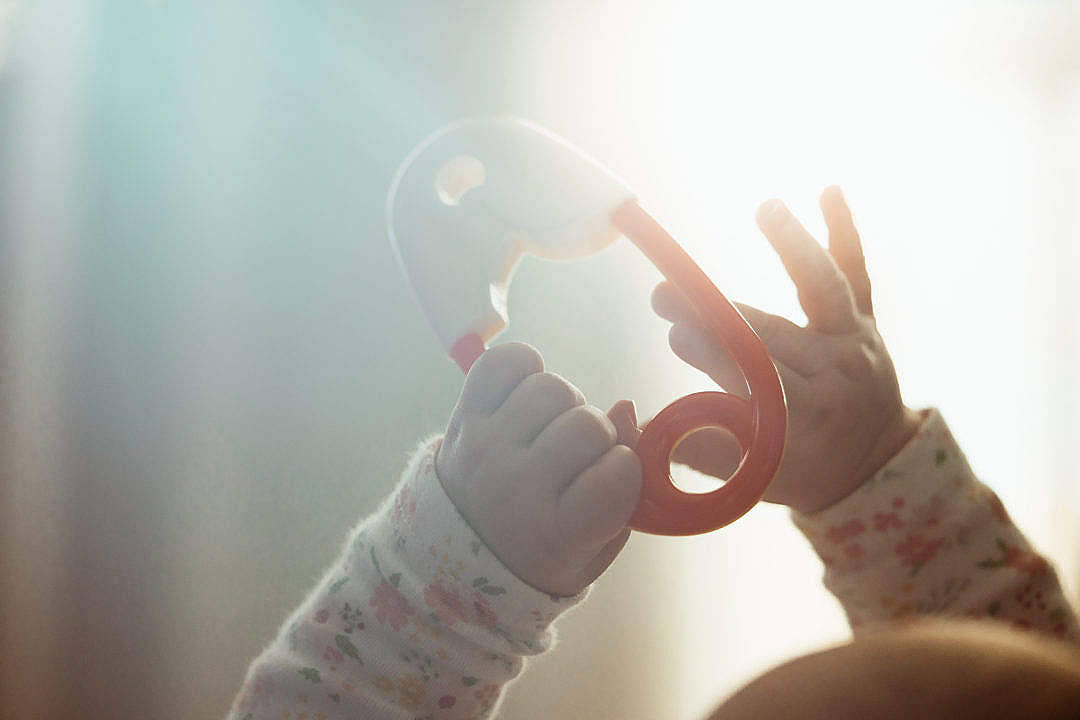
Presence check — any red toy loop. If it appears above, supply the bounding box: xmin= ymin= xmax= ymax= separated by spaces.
xmin=631 ymin=391 xmax=754 ymax=534
xmin=612 ymin=200 xmax=787 ymax=535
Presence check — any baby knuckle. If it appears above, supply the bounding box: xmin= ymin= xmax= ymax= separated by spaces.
xmin=526 ymin=372 xmax=585 ymax=409
xmin=485 ymin=342 xmax=544 ymax=377
xmin=835 ymin=339 xmax=878 ymax=378
xmin=573 ymin=406 xmax=618 ymax=449
xmin=605 ymin=445 xmax=642 ymax=482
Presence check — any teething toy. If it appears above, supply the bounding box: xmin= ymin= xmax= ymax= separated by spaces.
xmin=386 ymin=117 xmax=786 ymax=536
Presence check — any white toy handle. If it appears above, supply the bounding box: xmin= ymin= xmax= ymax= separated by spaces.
xmin=387 ymin=117 xmax=634 ymax=366
xmin=386 ymin=118 xmax=787 ymax=537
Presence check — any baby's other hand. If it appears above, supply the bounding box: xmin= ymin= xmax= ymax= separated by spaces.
xmin=435 ymin=343 xmax=642 ymax=597
xmin=650 ymin=187 xmax=922 ymax=515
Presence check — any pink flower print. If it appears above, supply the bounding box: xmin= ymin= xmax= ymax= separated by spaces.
xmin=472 ymin=594 xmax=498 ymax=630
xmin=424 ymin=580 xmax=467 ymax=627
xmin=892 ymin=497 xmax=905 ymax=509
xmin=314 ymin=608 xmax=330 ymax=624
xmin=323 ymin=645 xmax=344 ymax=669
xmin=370 ymin=581 xmax=414 ymax=631
xmin=895 ymin=534 xmax=944 ymax=574
xmin=825 ymin=519 xmax=865 ymax=544
xmin=438 ymin=695 xmax=457 ymax=709
xmin=873 ymin=512 xmax=902 ymax=532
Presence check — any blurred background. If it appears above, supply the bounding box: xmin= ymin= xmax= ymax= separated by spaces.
xmin=2 ymin=1 xmax=1078 ymax=718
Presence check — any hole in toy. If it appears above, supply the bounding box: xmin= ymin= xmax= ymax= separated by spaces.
xmin=669 ymin=426 xmax=742 ymax=494
xmin=435 ymin=155 xmax=486 ymax=206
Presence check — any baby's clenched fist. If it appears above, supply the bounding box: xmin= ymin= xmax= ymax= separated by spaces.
xmin=435 ymin=343 xmax=642 ymax=597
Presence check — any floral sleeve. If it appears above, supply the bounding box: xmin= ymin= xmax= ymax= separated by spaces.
xmin=227 ymin=437 xmax=586 ymax=720
xmin=792 ymin=409 xmax=1078 ymax=642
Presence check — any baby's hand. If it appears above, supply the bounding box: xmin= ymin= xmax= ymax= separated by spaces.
xmin=435 ymin=343 xmax=642 ymax=597
xmin=647 ymin=187 xmax=922 ymax=515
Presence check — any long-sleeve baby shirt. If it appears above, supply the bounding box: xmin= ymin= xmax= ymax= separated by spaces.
xmin=228 ymin=409 xmax=1078 ymax=719
xmin=228 ymin=436 xmax=586 ymax=720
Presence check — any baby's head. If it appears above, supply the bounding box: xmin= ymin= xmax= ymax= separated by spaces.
xmin=711 ymin=620 xmax=1080 ymax=720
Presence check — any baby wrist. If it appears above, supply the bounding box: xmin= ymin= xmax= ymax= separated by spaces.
xmin=364 ymin=437 xmax=587 ymax=656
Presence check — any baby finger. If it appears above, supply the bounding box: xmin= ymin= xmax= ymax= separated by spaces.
xmin=530 ymin=405 xmax=618 ymax=486
xmin=556 ymin=445 xmax=642 ymax=547
xmin=651 ymin=281 xmax=699 ymax=324
xmin=668 ymin=323 xmax=750 ymax=397
xmin=493 ymin=371 xmax=586 ymax=444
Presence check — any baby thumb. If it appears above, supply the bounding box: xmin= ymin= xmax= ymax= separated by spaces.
xmin=607 ymin=400 xmax=642 ymax=449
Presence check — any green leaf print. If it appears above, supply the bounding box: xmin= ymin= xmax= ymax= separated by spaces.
xmin=298 ymin=667 xmax=321 ymax=683
xmin=473 ymin=577 xmax=489 ymax=587
xmin=471 ymin=541 xmax=481 ymax=557
xmin=389 ymin=572 xmax=401 ymax=588
xmin=480 ymin=585 xmax=506 ymax=595
xmin=934 ymin=449 xmax=947 ymax=466
xmin=336 ymin=634 xmax=363 ymax=663
xmin=329 ymin=577 xmax=349 ymax=593
xmin=462 ymin=676 xmax=479 ymax=687
xmin=328 ymin=693 xmax=341 ymax=704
